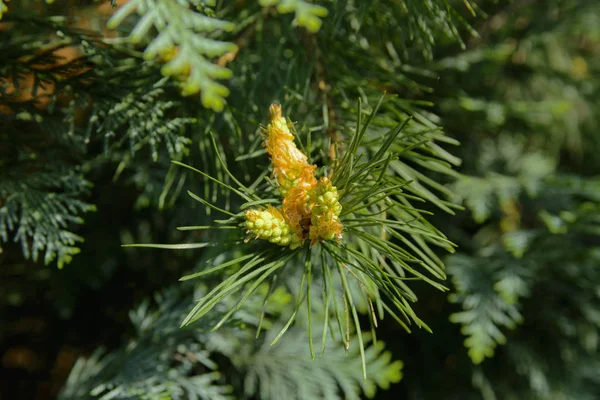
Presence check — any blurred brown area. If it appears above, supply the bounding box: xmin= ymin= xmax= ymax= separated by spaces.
xmin=0 ymin=0 xmax=129 ymax=113
xmin=0 ymin=313 xmax=82 ymax=399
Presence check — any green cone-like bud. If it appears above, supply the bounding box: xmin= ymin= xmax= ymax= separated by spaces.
xmin=244 ymin=206 xmax=303 ymax=249
xmin=309 ymin=177 xmax=343 ymax=243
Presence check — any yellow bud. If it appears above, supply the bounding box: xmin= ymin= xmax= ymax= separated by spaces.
xmin=270 ymin=236 xmax=281 ymax=243
xmin=244 ymin=206 xmax=304 ymax=249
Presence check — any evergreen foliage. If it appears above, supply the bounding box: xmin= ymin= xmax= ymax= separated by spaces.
xmin=58 ymin=282 xmax=402 ymax=400
xmin=126 ymin=97 xmax=459 ymax=379
xmin=59 ymin=290 xmax=234 ymax=400
xmin=0 ymin=166 xmax=96 ymax=268
xmin=1 ymin=0 xmax=599 ymax=400
xmin=420 ymin=0 xmax=600 ymax=398
xmin=107 ymin=0 xmax=237 ymax=110
xmin=259 ymin=0 xmax=328 ymax=33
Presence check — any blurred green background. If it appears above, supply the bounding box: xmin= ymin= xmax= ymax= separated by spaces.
xmin=1 ymin=0 xmax=599 ymax=399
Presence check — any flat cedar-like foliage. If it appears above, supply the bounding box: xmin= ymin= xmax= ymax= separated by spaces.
xmin=1 ymin=1 xmax=599 ymax=400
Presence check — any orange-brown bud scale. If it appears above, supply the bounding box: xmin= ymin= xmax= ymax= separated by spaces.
xmin=265 ymin=104 xmax=317 ymax=195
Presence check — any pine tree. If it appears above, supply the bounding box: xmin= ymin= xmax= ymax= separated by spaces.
xmin=1 ymin=1 xmax=598 ymax=400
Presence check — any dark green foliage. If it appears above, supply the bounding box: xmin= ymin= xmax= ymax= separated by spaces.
xmin=2 ymin=0 xmax=599 ymax=400
xmin=58 ymin=283 xmax=403 ymax=400
xmin=58 ymin=287 xmax=234 ymax=400
xmin=446 ymin=174 xmax=600 ymax=396
xmin=0 ymin=165 xmax=95 ymax=268
xmin=244 ymin=329 xmax=402 ymax=400
xmin=423 ymin=0 xmax=600 ymax=398
xmin=0 ymin=13 xmax=197 ymax=266
xmin=93 ymin=79 xmax=194 ymax=160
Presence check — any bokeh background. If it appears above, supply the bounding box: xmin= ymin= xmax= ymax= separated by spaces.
xmin=1 ymin=0 xmax=599 ymax=399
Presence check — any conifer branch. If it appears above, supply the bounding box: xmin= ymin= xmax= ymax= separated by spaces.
xmin=259 ymin=0 xmax=328 ymax=33
xmin=107 ymin=0 xmax=238 ymax=111
xmin=125 ymin=101 xmax=459 ymax=362
xmin=0 ymin=167 xmax=96 ymax=268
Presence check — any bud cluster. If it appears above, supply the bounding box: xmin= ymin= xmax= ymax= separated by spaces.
xmin=264 ymin=104 xmax=317 ymax=196
xmin=243 ymin=105 xmax=343 ymax=249
xmin=244 ymin=207 xmax=303 ymax=249
xmin=309 ymin=178 xmax=343 ymax=242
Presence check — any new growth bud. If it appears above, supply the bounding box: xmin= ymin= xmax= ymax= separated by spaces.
xmin=244 ymin=105 xmax=343 ymax=249
xmin=264 ymin=104 xmax=317 ymax=197
xmin=244 ymin=206 xmax=302 ymax=249
xmin=309 ymin=177 xmax=343 ymax=243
